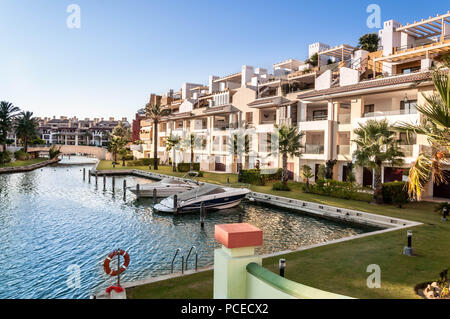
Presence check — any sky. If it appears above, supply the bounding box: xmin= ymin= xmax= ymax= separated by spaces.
xmin=0 ymin=0 xmax=448 ymax=122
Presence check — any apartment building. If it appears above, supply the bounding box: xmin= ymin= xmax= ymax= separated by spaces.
xmin=137 ymin=12 xmax=450 ymax=199
xmin=37 ymin=116 xmax=130 ymax=147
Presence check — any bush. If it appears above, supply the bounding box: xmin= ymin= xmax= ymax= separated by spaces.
xmin=0 ymin=151 xmax=12 ymax=164
xmin=14 ymin=150 xmax=31 ymax=161
xmin=272 ymin=182 xmax=291 ymax=191
xmin=382 ymin=181 xmax=409 ymax=207
xmin=238 ymin=168 xmax=283 ymax=186
xmin=177 ymin=162 xmax=200 ymax=172
xmin=306 ymin=179 xmax=374 ymax=202
xmin=127 ymin=158 xmax=160 ymax=167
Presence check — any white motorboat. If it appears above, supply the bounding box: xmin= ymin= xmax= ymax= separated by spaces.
xmin=153 ymin=184 xmax=250 ymax=213
xmin=128 ymin=172 xmax=200 ymax=198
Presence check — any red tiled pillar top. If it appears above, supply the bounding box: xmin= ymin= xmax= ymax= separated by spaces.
xmin=215 ymin=223 xmax=263 ymax=249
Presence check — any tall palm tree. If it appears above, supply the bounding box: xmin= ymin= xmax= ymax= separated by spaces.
xmin=166 ymin=133 xmax=181 ymax=172
xmin=227 ymin=132 xmax=250 ymax=173
xmin=15 ymin=111 xmax=38 ymax=153
xmin=396 ymin=69 xmax=450 ymax=200
xmin=0 ymin=101 xmax=20 ymax=153
xmin=183 ymin=133 xmax=202 ymax=171
xmin=275 ymin=125 xmax=305 ymax=186
xmin=353 ymin=119 xmax=404 ymax=204
xmin=145 ymin=103 xmax=171 ymax=170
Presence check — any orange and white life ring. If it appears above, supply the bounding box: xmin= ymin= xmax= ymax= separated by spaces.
xmin=103 ymin=250 xmax=130 ymax=276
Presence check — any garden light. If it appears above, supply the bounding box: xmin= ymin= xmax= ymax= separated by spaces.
xmin=403 ymin=230 xmax=414 ymax=256
xmin=279 ymin=259 xmax=286 ymax=277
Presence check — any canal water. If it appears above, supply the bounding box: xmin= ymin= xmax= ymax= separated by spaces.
xmin=0 ymin=157 xmax=375 ymax=299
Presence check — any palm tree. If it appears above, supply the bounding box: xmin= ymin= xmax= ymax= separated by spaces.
xmin=396 ymin=69 xmax=450 ymax=200
xmin=15 ymin=111 xmax=38 ymax=153
xmin=353 ymin=119 xmax=404 ymax=204
xmin=0 ymin=101 xmax=20 ymax=153
xmin=107 ymin=136 xmax=126 ymax=164
xmin=166 ymin=133 xmax=181 ymax=172
xmin=183 ymin=133 xmax=202 ymax=171
xmin=358 ymin=33 xmax=380 ymax=52
xmin=145 ymin=103 xmax=171 ymax=170
xmin=227 ymin=132 xmax=250 ymax=173
xmin=301 ymin=165 xmax=314 ymax=189
xmin=275 ymin=125 xmax=305 ymax=186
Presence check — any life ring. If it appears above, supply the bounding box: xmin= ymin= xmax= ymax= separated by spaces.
xmin=103 ymin=250 xmax=130 ymax=276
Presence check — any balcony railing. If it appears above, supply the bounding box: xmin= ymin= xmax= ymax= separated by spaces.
xmin=363 ymin=109 xmax=418 ymax=118
xmin=305 ymin=144 xmax=324 ymax=155
xmin=338 ymin=113 xmax=351 ymax=124
xmin=399 ymin=145 xmax=414 ymax=157
xmin=337 ymin=145 xmax=350 ymax=155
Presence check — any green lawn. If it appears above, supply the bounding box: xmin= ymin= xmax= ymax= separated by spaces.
xmin=0 ymin=158 xmax=47 ymax=168
xmin=98 ymin=161 xmax=447 ymax=299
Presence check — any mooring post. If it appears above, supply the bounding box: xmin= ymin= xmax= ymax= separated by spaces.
xmin=136 ymin=184 xmax=140 ymax=199
xmin=153 ymin=188 xmax=157 ymax=203
xmin=174 ymin=195 xmax=178 ymax=214
xmin=227 ymin=177 xmax=230 ymax=184
xmin=200 ymin=202 xmax=206 ymax=228
xmin=181 ymin=255 xmax=184 ymax=275
xmin=123 ymin=180 xmax=127 ymax=199
xmin=95 ymin=172 xmax=98 ymax=187
xmin=83 ymin=168 xmax=86 ymax=181
xmin=103 ymin=175 xmax=106 ymax=191
xmin=279 ymin=259 xmax=286 ymax=277
xmin=112 ymin=176 xmax=115 ymax=192
xmin=88 ymin=171 xmax=91 ymax=183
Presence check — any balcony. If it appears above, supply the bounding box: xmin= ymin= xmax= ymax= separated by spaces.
xmin=338 ymin=113 xmax=351 ymax=124
xmin=337 ymin=145 xmax=350 ymax=155
xmin=363 ymin=109 xmax=417 ymax=118
xmin=305 ymin=144 xmax=324 ymax=155
xmin=399 ymin=145 xmax=414 ymax=157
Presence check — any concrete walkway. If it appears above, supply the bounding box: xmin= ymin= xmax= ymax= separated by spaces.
xmin=0 ymin=158 xmax=60 ymax=175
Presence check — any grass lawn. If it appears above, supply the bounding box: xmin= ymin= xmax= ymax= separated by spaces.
xmin=0 ymin=158 xmax=48 ymax=168
xmin=98 ymin=161 xmax=447 ymax=299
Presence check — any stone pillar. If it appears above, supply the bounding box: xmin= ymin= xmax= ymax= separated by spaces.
xmin=214 ymin=223 xmax=263 ymax=299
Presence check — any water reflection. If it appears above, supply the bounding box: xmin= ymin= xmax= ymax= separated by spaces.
xmin=0 ymin=156 xmax=376 ymax=299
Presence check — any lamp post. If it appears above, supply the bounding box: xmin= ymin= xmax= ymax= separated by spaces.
xmin=403 ymin=230 xmax=414 ymax=256
xmin=279 ymin=259 xmax=286 ymax=277
xmin=442 ymin=207 xmax=448 ymax=222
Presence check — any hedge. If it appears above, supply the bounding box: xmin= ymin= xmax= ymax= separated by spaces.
xmin=306 ymin=179 xmax=373 ymax=202
xmin=127 ymin=158 xmax=160 ymax=167
xmin=382 ymin=181 xmax=409 ymax=207
xmin=177 ymin=163 xmax=200 ymax=172
xmin=272 ymin=182 xmax=291 ymax=191
xmin=14 ymin=150 xmax=31 ymax=161
xmin=238 ymin=168 xmax=283 ymax=186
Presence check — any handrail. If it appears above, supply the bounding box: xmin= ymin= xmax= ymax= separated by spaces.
xmin=185 ymin=246 xmax=198 ymax=271
xmin=171 ymin=248 xmax=181 ymax=273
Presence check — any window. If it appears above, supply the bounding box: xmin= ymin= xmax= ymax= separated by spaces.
xmin=364 ymin=104 xmax=375 ymax=115
xmin=399 ymin=132 xmax=416 ymax=145
xmin=400 ymin=99 xmax=417 ymax=114
xmin=246 ymin=112 xmax=253 ymax=124
xmin=402 ymin=66 xmax=420 ymax=74
xmin=312 ymin=110 xmax=327 ymax=121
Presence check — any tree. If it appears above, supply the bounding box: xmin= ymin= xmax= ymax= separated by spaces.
xmin=301 ymin=165 xmax=314 ymax=189
xmin=353 ymin=119 xmax=404 ymax=204
xmin=182 ymin=133 xmax=202 ymax=171
xmin=15 ymin=111 xmax=38 ymax=153
xmin=396 ymin=69 xmax=450 ymax=200
xmin=0 ymin=101 xmax=20 ymax=154
xmin=107 ymin=136 xmax=126 ymax=164
xmin=275 ymin=125 xmax=305 ymax=186
xmin=325 ymin=159 xmax=337 ymax=179
xmin=112 ymin=122 xmax=132 ymax=142
xmin=166 ymin=133 xmax=181 ymax=172
xmin=145 ymin=103 xmax=171 ymax=170
xmin=346 ymin=162 xmax=356 ymax=183
xmin=306 ymin=53 xmax=318 ymax=67
xmin=227 ymin=132 xmax=250 ymax=173
xmin=358 ymin=33 xmax=380 ymax=53
xmin=48 ymin=145 xmax=62 ymax=159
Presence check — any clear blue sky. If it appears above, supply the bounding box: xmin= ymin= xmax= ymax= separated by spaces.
xmin=0 ymin=0 xmax=448 ymax=122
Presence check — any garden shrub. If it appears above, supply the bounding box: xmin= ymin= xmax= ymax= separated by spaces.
xmin=307 ymin=179 xmax=374 ymax=202
xmin=127 ymin=158 xmax=160 ymax=167
xmin=14 ymin=150 xmax=31 ymax=161
xmin=272 ymin=182 xmax=291 ymax=191
xmin=0 ymin=151 xmax=12 ymax=164
xmin=382 ymin=181 xmax=409 ymax=207
xmin=177 ymin=162 xmax=200 ymax=172
xmin=238 ymin=169 xmax=265 ymax=185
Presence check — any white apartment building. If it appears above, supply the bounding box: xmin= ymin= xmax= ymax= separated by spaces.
xmin=137 ymin=12 xmax=450 ymax=200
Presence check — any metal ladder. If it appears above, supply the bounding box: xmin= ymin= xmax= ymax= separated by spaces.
xmin=170 ymin=246 xmax=199 ymax=274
